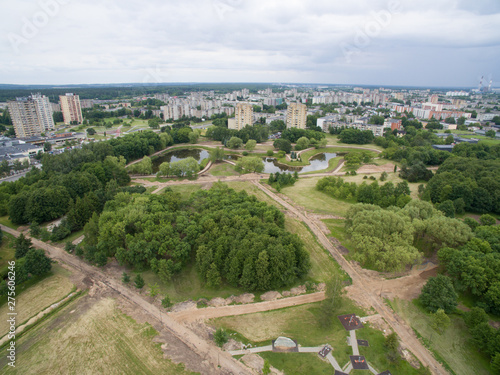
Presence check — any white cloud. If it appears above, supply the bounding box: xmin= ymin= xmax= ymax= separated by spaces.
xmin=0 ymin=0 xmax=499 ymax=86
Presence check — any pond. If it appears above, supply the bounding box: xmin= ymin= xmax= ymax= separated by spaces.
xmin=152 ymin=148 xmax=210 ymax=173
xmin=263 ymin=152 xmax=338 ymax=174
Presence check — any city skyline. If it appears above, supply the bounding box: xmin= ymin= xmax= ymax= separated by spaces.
xmin=1 ymin=0 xmax=500 ymax=87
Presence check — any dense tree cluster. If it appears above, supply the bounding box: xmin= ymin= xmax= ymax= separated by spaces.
xmin=0 ymin=234 xmax=52 ymax=296
xmin=425 ymin=157 xmax=500 ymax=214
xmin=344 ymin=201 xmax=472 ymax=271
xmin=419 ymin=274 xmax=458 ymax=313
xmin=438 ymin=224 xmax=500 ymax=314
xmin=127 ymin=156 xmax=153 ymax=175
xmin=338 ymin=128 xmax=374 ymax=144
xmin=81 ymin=184 xmax=310 ymax=291
xmin=206 ymin=123 xmax=269 ymax=144
xmin=280 ymin=128 xmax=325 ymax=143
xmin=157 ymin=157 xmax=200 ymax=178
xmin=317 ymin=177 xmax=412 ymax=208
xmin=268 ymin=172 xmax=299 ymax=191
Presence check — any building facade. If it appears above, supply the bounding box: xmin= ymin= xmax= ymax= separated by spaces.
xmin=7 ymin=94 xmax=55 ymax=138
xmin=286 ymin=102 xmax=307 ymax=129
xmin=229 ymin=103 xmax=253 ymax=130
xmin=59 ymin=93 xmax=83 ymax=124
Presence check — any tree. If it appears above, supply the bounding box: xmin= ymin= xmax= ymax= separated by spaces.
xmin=438 ymin=200 xmax=455 ymax=218
xmin=188 ymin=130 xmax=200 ymax=144
xmin=148 ymin=282 xmax=160 ymax=298
xmin=162 ymin=295 xmax=172 ymax=309
xmin=235 ymin=157 xmax=264 ymax=173
xmin=14 ymin=234 xmax=33 ymax=259
xmin=480 ymin=214 xmax=496 ymax=226
xmin=319 ymin=274 xmax=345 ymax=328
xmin=370 ymin=115 xmax=385 ymax=125
xmin=464 ymin=307 xmax=489 ymax=329
xmin=209 ymin=147 xmax=225 ymax=162
xmin=295 ymin=137 xmax=310 ymax=151
xmin=431 ymin=308 xmax=451 ymax=334
xmin=134 ymin=274 xmax=145 ymax=289
xmin=420 ymin=275 xmax=458 ymax=313
xmin=486 ymin=129 xmax=496 ymax=138
xmin=227 ymin=136 xmax=243 ymax=149
xmin=245 ymin=139 xmax=257 ymax=151
xmin=273 ymin=138 xmax=292 ymax=154
xmin=43 ymin=142 xmax=52 ymax=152
xmin=24 ymin=248 xmax=52 ymax=276
xmin=87 ymin=128 xmax=96 ymax=136
xmin=214 ymin=328 xmax=229 ymax=347
xmin=122 ymin=272 xmax=130 ymax=283
xmin=385 ymin=332 xmax=400 ymax=362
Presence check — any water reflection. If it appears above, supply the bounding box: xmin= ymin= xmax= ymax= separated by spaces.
xmin=152 ymin=149 xmax=210 ymax=173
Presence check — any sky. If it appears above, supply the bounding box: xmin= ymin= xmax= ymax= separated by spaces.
xmin=1 ymin=0 xmax=500 ymax=87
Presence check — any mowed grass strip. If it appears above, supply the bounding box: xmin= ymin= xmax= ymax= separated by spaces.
xmin=0 ymin=264 xmax=74 ymax=337
xmin=285 ymin=218 xmax=340 ymax=283
xmin=0 ymin=297 xmax=195 ymax=375
xmin=391 ymin=298 xmax=492 ymax=375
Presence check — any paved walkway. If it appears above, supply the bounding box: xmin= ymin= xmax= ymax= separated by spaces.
xmin=326 ymin=353 xmax=342 ymax=371
xmin=350 ymin=330 xmax=360 ymax=355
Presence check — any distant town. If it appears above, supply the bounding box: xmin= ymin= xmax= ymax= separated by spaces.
xmin=0 ymin=83 xmax=498 ymax=179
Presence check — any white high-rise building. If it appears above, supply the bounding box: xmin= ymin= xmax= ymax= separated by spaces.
xmin=7 ymin=93 xmax=55 ymax=138
xmin=228 ymin=103 xmax=253 ymax=130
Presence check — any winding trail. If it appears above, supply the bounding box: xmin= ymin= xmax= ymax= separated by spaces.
xmin=250 ymin=181 xmax=447 ymax=375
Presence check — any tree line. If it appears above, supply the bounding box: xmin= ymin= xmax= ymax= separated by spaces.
xmin=317 ymin=176 xmax=412 ymax=208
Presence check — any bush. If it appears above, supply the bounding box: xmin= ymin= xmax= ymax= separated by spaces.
xmin=214 ymin=328 xmax=229 ymax=347
xmin=480 ymin=214 xmax=496 ymax=226
xmin=65 ymin=241 xmax=76 ymax=253
xmin=420 ymin=274 xmax=458 ymax=313
xmin=122 ymin=272 xmax=130 ymax=283
xmin=464 ymin=217 xmax=479 ymax=230
xmin=162 ymin=295 xmax=172 ymax=309
xmin=380 ymin=171 xmax=388 ymax=181
xmin=266 ymin=150 xmax=274 ymax=157
xmin=134 ymin=274 xmax=145 ymax=289
xmin=242 ymin=151 xmax=249 ymax=156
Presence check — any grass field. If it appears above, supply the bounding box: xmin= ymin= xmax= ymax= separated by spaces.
xmin=285 ymin=219 xmax=341 ymax=283
xmin=209 ymin=163 xmax=239 ymax=177
xmin=0 ymin=234 xmax=15 ymax=277
xmin=391 ymin=298 xmax=492 ymax=375
xmin=213 ymin=300 xmax=426 ymax=375
xmin=0 ymin=264 xmax=74 ymax=337
xmin=260 ymin=352 xmax=333 ymax=374
xmin=225 ymin=181 xmax=282 ymax=209
xmin=325 ymin=134 xmax=386 ymax=152
xmin=281 ymin=177 xmax=354 ymax=216
xmin=164 ymin=184 xmax=203 ymax=200
xmin=140 ymin=263 xmax=243 ymax=303
xmin=0 ymin=297 xmax=195 ymax=374
xmin=322 ymin=219 xmax=356 ymax=253
xmin=0 ymin=216 xmax=19 ymax=230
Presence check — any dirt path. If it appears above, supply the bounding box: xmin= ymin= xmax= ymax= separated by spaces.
xmin=250 ymin=181 xmax=447 ymax=375
xmin=0 ymin=225 xmax=255 ymax=375
xmin=170 ymin=292 xmax=325 ymax=322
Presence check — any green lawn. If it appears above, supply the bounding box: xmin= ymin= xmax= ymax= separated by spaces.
xmin=0 ymin=233 xmax=15 ymax=277
xmin=390 ymin=298 xmax=492 ymax=375
xmin=164 ymin=184 xmax=203 ymax=200
xmin=139 ymin=263 xmax=242 ymax=303
xmin=0 ymin=216 xmax=19 ymax=230
xmin=322 ymin=219 xmax=356 ymax=254
xmin=285 ymin=219 xmax=342 ymax=283
xmin=209 ymin=163 xmax=239 ymax=177
xmin=281 ymin=177 xmax=354 ymax=216
xmin=260 ymin=352 xmax=333 ymax=374
xmin=214 ymin=300 xmax=427 ymax=375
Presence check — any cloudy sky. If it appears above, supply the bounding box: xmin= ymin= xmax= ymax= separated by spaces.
xmin=1 ymin=0 xmax=500 ymax=87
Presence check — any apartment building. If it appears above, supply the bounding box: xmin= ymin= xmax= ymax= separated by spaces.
xmin=286 ymin=102 xmax=307 ymax=129
xmin=7 ymin=94 xmax=55 ymax=138
xmin=228 ymin=103 xmax=253 ymax=130
xmin=59 ymin=93 xmax=83 ymax=124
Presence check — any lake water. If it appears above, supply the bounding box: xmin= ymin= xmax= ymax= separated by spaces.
xmin=263 ymin=152 xmax=337 ymax=174
xmin=152 ymin=148 xmax=210 ymax=173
